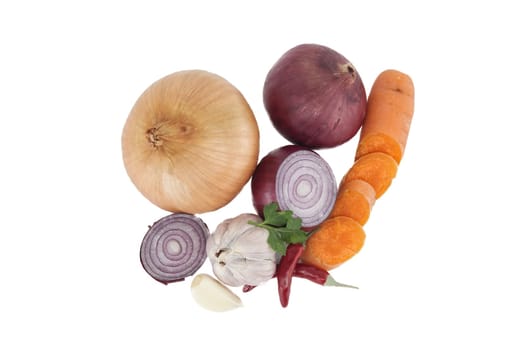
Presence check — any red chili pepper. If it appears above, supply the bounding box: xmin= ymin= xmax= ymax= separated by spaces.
xmin=276 ymin=243 xmax=304 ymax=307
xmin=292 ymin=263 xmax=329 ymax=285
xmin=294 ymin=262 xmax=358 ymax=288
xmin=242 ymin=261 xmax=358 ymax=294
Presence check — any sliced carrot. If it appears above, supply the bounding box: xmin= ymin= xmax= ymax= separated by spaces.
xmin=301 ymin=70 xmax=414 ymax=272
xmin=342 ymin=152 xmax=398 ymax=199
xmin=355 ymin=69 xmax=415 ymax=164
xmin=329 ymin=179 xmax=376 ymax=225
xmin=301 ymin=216 xmax=365 ymax=271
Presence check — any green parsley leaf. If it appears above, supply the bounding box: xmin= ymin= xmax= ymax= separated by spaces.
xmin=263 ymin=202 xmax=279 ymax=221
xmin=266 ymin=229 xmax=288 ymax=256
xmin=286 ymin=216 xmax=302 ymax=230
xmin=250 ymin=202 xmax=309 ymax=256
xmin=262 ymin=202 xmax=292 ymax=227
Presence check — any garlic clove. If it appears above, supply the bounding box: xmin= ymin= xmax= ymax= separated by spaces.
xmin=191 ymin=273 xmax=243 ymax=312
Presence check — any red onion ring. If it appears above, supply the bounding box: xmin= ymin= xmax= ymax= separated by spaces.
xmin=140 ymin=213 xmax=209 ymax=284
xmin=251 ymin=145 xmax=337 ymax=230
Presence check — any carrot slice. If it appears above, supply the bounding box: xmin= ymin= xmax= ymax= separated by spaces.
xmin=355 ymin=69 xmax=415 ymax=164
xmin=301 ymin=216 xmax=365 ymax=271
xmin=342 ymin=152 xmax=397 ymax=199
xmin=329 ymin=179 xmax=376 ymax=225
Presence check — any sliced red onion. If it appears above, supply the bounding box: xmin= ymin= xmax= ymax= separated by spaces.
xmin=140 ymin=213 xmax=209 ymax=284
xmin=251 ymin=145 xmax=337 ymax=230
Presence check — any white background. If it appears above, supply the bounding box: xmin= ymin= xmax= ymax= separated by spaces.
xmin=1 ymin=1 xmax=525 ymax=349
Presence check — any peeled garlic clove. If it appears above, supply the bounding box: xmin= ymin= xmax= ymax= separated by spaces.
xmin=191 ymin=274 xmax=243 ymax=312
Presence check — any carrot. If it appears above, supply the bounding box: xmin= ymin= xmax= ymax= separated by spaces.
xmin=329 ymin=179 xmax=376 ymax=225
xmin=301 ymin=216 xmax=365 ymax=271
xmin=301 ymin=70 xmax=413 ymax=272
xmin=355 ymin=69 xmax=415 ymax=164
xmin=342 ymin=152 xmax=398 ymax=199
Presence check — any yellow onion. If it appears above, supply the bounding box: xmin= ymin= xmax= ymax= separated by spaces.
xmin=122 ymin=70 xmax=260 ymax=213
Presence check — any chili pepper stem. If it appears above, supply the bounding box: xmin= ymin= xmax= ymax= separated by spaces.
xmin=324 ymin=275 xmax=359 ymax=289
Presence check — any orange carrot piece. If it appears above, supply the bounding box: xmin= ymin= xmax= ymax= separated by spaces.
xmin=355 ymin=69 xmax=415 ymax=164
xmin=342 ymin=152 xmax=398 ymax=199
xmin=301 ymin=216 xmax=365 ymax=271
xmin=329 ymin=179 xmax=376 ymax=225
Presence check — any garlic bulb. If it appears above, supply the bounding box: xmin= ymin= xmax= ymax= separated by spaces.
xmin=206 ymin=213 xmax=278 ymax=287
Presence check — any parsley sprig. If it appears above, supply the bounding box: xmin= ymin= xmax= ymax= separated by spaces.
xmin=248 ymin=202 xmax=309 ymax=256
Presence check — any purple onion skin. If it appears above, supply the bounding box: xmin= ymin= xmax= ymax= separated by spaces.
xmin=263 ymin=43 xmax=367 ymax=149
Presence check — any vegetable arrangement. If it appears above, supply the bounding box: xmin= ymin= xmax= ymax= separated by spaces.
xmin=122 ymin=43 xmax=415 ymax=311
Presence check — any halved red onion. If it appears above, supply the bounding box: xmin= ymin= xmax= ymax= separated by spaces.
xmin=251 ymin=145 xmax=337 ymax=230
xmin=140 ymin=213 xmax=209 ymax=284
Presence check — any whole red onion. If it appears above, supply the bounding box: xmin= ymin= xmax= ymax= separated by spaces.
xmin=263 ymin=43 xmax=367 ymax=149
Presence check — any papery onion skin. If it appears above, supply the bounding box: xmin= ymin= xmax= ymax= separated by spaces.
xmin=140 ymin=213 xmax=209 ymax=284
xmin=251 ymin=145 xmax=337 ymax=230
xmin=122 ymin=70 xmax=260 ymax=214
xmin=263 ymin=43 xmax=366 ymax=149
